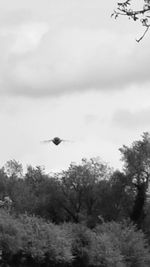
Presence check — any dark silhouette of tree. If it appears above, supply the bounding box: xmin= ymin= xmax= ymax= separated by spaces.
xmin=120 ymin=132 xmax=150 ymax=227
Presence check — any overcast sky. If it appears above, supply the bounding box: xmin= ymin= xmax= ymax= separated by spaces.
xmin=0 ymin=0 xmax=150 ymax=173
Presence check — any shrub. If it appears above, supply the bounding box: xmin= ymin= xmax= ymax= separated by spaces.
xmin=0 ymin=211 xmax=150 ymax=267
xmin=0 ymin=210 xmax=25 ymax=255
xmin=0 ymin=211 xmax=73 ymax=266
xmin=18 ymin=213 xmax=73 ymax=264
xmin=94 ymin=221 xmax=150 ymax=267
xmin=61 ymin=221 xmax=150 ymax=267
xmin=67 ymin=223 xmax=93 ymax=266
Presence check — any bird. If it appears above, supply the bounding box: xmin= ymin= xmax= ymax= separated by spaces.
xmin=42 ymin=137 xmax=70 ymax=146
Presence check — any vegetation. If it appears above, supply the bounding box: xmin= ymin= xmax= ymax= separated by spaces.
xmin=0 ymin=133 xmax=150 ymax=266
xmin=0 ymin=211 xmax=150 ymax=267
xmin=112 ymin=0 xmax=150 ymax=42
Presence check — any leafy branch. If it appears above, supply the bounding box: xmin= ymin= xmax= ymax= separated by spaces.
xmin=112 ymin=0 xmax=150 ymax=42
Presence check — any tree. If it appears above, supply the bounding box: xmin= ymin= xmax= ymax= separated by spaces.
xmin=0 ymin=168 xmax=8 ymax=199
xmin=119 ymin=132 xmax=150 ymax=227
xmin=4 ymin=160 xmax=23 ymax=179
xmin=93 ymin=221 xmax=150 ymax=267
xmin=107 ymin=170 xmax=135 ymax=220
xmin=112 ymin=0 xmax=150 ymax=42
xmin=25 ymin=165 xmax=45 ymax=187
xmin=59 ymin=158 xmax=112 ymax=225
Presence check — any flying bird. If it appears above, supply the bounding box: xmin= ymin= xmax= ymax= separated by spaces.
xmin=42 ymin=137 xmax=70 ymax=146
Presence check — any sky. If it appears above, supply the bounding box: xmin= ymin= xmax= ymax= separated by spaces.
xmin=0 ymin=0 xmax=150 ymax=173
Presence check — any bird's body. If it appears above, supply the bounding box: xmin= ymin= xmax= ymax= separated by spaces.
xmin=42 ymin=137 xmax=69 ymax=146
xmin=52 ymin=137 xmax=63 ymax=145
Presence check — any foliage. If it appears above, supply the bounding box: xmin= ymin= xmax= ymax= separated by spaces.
xmin=94 ymin=221 xmax=150 ymax=267
xmin=59 ymin=158 xmax=112 ymax=224
xmin=18 ymin=214 xmax=73 ymax=264
xmin=0 ymin=211 xmax=73 ymax=266
xmin=112 ymin=0 xmax=150 ymax=42
xmin=0 ymin=210 xmax=150 ymax=266
xmin=109 ymin=170 xmax=135 ymax=219
xmin=4 ymin=159 xmax=23 ymax=179
xmin=119 ymin=132 xmax=150 ymax=227
xmin=89 ymin=232 xmax=124 ymax=267
xmin=0 ymin=210 xmax=24 ymax=255
xmin=63 ymin=223 xmax=93 ymax=266
xmin=120 ymin=132 xmax=150 ymax=182
xmin=63 ymin=221 xmax=150 ymax=267
xmin=0 ymin=168 xmax=8 ymax=199
xmin=0 ymin=134 xmax=150 ymax=265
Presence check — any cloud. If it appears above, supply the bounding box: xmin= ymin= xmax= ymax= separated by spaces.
xmin=11 ymin=23 xmax=49 ymax=54
xmin=0 ymin=1 xmax=150 ymax=96
xmin=0 ymin=27 xmax=136 ymax=96
xmin=0 ymin=22 xmax=49 ymax=54
xmin=113 ymin=108 xmax=150 ymax=129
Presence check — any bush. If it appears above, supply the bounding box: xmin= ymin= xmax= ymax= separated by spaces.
xmin=18 ymin=213 xmax=73 ymax=264
xmin=62 ymin=223 xmax=124 ymax=267
xmin=0 ymin=210 xmax=25 ymax=254
xmin=94 ymin=221 xmax=150 ymax=267
xmin=0 ymin=211 xmax=150 ymax=267
xmin=65 ymin=223 xmax=93 ymax=266
xmin=89 ymin=232 xmax=124 ymax=267
xmin=0 ymin=211 xmax=73 ymax=266
xmin=60 ymin=221 xmax=150 ymax=267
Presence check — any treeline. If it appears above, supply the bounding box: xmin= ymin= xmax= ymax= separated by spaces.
xmin=0 ymin=132 xmax=150 ymax=266
xmin=0 ymin=158 xmax=134 ymax=227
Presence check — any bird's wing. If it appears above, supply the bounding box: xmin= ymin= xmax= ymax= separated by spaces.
xmin=62 ymin=139 xmax=74 ymax=143
xmin=41 ymin=140 xmax=52 ymax=143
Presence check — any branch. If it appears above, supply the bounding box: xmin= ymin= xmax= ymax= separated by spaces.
xmin=112 ymin=0 xmax=150 ymax=41
xmin=136 ymin=25 xmax=150 ymax=42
